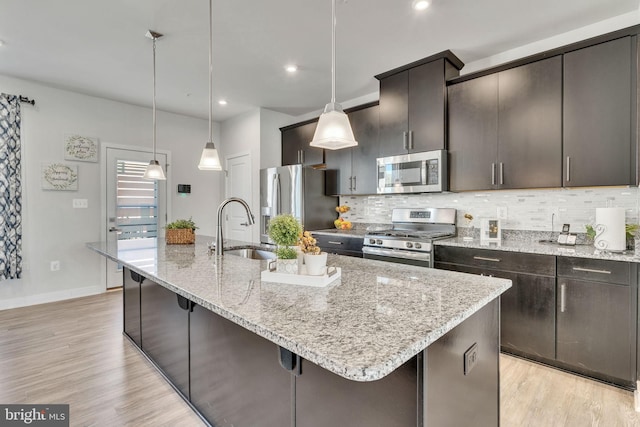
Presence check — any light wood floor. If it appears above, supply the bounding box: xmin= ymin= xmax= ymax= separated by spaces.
xmin=0 ymin=291 xmax=638 ymax=427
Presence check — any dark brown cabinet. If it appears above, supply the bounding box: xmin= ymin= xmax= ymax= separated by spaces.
xmin=324 ymin=104 xmax=379 ymax=195
xmin=190 ymin=304 xmax=292 ymax=427
xmin=123 ymin=268 xmax=141 ymax=347
xmin=281 ymin=120 xmax=322 ymax=166
xmin=556 ymin=257 xmax=636 ymax=386
xmin=377 ymin=56 xmax=461 ymax=157
xmin=448 ymin=56 xmax=562 ymax=191
xmin=140 ymin=278 xmax=191 ymax=399
xmin=563 ymin=36 xmax=635 ymax=187
xmin=313 ymin=233 xmax=363 ymax=258
xmin=434 ymin=246 xmax=556 ymax=360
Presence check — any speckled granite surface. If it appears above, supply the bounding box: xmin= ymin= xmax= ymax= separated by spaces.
xmin=436 ymin=230 xmax=640 ymax=263
xmin=87 ymin=236 xmax=510 ymax=382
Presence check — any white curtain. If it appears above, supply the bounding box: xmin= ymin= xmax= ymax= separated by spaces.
xmin=0 ymin=93 xmax=22 ymax=280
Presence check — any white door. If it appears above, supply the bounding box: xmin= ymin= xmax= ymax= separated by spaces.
xmin=225 ymin=153 xmax=253 ymax=242
xmin=104 ymin=146 xmax=168 ymax=289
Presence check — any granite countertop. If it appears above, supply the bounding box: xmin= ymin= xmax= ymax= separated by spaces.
xmin=87 ymin=236 xmax=510 ymax=382
xmin=436 ymin=233 xmax=640 ymax=263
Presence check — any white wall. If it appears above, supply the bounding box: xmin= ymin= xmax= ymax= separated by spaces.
xmin=0 ymin=74 xmax=220 ymax=309
xmin=260 ymin=108 xmax=293 ymax=169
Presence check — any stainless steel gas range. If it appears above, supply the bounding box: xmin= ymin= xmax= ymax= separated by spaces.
xmin=363 ymin=208 xmax=456 ymax=267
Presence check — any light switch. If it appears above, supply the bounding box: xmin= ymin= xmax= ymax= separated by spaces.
xmin=497 ymin=206 xmax=508 ymax=220
xmin=73 ymin=199 xmax=88 ymax=208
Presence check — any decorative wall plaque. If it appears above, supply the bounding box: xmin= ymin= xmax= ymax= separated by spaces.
xmin=64 ymin=134 xmax=99 ymax=162
xmin=41 ymin=163 xmax=78 ymax=191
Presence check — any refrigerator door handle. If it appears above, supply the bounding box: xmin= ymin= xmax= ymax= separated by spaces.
xmin=274 ymin=173 xmax=281 ymax=214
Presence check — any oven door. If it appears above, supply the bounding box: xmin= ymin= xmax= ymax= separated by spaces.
xmin=376 ymin=150 xmax=446 ymax=194
xmin=362 ymin=246 xmax=432 ymax=267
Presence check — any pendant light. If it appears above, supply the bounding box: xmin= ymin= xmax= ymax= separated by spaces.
xmin=198 ymin=0 xmax=222 ymax=171
xmin=310 ymin=0 xmax=357 ymax=150
xmin=143 ymin=30 xmax=167 ymax=180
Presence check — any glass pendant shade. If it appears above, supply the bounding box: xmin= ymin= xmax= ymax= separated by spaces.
xmin=310 ymin=102 xmax=358 ymax=150
xmin=143 ymin=160 xmax=166 ymax=180
xmin=198 ymin=142 xmax=222 ymax=170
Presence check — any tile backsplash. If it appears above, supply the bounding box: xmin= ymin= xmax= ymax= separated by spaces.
xmin=339 ymin=187 xmax=640 ymax=232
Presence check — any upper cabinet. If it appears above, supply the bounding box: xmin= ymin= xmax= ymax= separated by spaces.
xmin=448 ymin=56 xmax=562 ymax=191
xmin=325 ymin=103 xmax=379 ymax=195
xmin=563 ymin=36 xmax=635 ymax=187
xmin=376 ymin=51 xmax=463 ymax=157
xmin=281 ymin=120 xmax=323 ymax=166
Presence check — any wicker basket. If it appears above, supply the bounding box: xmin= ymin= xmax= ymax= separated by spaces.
xmin=165 ymin=228 xmax=195 ymax=245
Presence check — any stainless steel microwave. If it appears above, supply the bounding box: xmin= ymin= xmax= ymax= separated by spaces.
xmin=377 ymin=150 xmax=447 ymax=194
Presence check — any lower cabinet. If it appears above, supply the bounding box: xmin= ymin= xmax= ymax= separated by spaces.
xmin=556 ymin=257 xmax=636 ymax=386
xmin=123 ymin=268 xmax=142 ymax=347
xmin=434 ymin=247 xmax=556 ymax=360
xmin=140 ymin=278 xmax=190 ymax=399
xmin=190 ymin=304 xmax=292 ymax=427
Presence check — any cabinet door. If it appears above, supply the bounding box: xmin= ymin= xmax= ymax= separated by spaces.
xmin=498 ymin=56 xmax=562 ymax=189
xmin=282 ymin=121 xmax=322 ymax=166
xmin=123 ymin=268 xmax=141 ymax=347
xmin=140 ymin=280 xmax=190 ymax=398
xmin=408 ymin=60 xmax=446 ymax=152
xmin=448 ymin=74 xmax=498 ymax=191
xmin=557 ymin=278 xmax=632 ymax=382
xmin=190 ymin=304 xmax=292 ymax=427
xmin=324 ymin=147 xmax=352 ymax=195
xmin=434 ymin=262 xmax=555 ymax=359
xmin=563 ymin=36 xmax=633 ymax=187
xmin=296 ymin=356 xmax=418 ymax=427
xmin=378 ymin=71 xmax=409 ymax=157
xmin=350 ymin=104 xmax=379 ymax=194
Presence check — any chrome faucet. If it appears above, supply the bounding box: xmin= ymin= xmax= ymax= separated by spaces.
xmin=215 ymin=197 xmax=255 ymax=256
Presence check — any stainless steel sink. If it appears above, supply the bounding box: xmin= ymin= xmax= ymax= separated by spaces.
xmin=225 ymin=248 xmax=276 ymax=260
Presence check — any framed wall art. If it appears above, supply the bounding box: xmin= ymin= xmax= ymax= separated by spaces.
xmin=41 ymin=162 xmax=78 ymax=191
xmin=480 ymin=218 xmax=501 ymax=244
xmin=64 ymin=134 xmax=99 ymax=162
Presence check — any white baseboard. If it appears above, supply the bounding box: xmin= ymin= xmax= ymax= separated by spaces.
xmin=0 ymin=285 xmax=105 ymax=311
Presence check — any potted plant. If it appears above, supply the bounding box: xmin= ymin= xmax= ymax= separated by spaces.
xmin=268 ymin=214 xmax=303 ymax=274
xmin=299 ymin=231 xmax=327 ymax=276
xmin=165 ymin=217 xmax=197 ymax=245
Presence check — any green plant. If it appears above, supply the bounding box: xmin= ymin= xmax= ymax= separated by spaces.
xmin=268 ymin=214 xmax=302 ymax=246
xmin=166 ymin=217 xmax=198 ymax=230
xmin=276 ymin=246 xmax=298 ymax=260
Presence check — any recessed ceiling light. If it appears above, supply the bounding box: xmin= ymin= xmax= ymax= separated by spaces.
xmin=285 ymin=64 xmax=298 ymax=73
xmin=218 ymin=99 xmax=227 ymax=106
xmin=412 ymin=0 xmax=429 ymax=11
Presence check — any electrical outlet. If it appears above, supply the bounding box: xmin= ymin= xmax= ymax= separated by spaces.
xmin=497 ymin=206 xmax=508 ymax=220
xmin=73 ymin=199 xmax=88 ymax=208
xmin=464 ymin=343 xmax=478 ymax=375
xmin=50 ymin=260 xmax=60 ymax=271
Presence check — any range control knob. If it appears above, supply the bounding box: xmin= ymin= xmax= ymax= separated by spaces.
xmin=415 ymin=243 xmax=422 ymax=249
xmin=369 ymin=238 xmax=376 ymax=245
xmin=376 ymin=239 xmax=383 ymax=245
xmin=406 ymin=242 xmax=413 ymax=249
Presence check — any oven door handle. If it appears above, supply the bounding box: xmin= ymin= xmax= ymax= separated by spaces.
xmin=362 ymin=246 xmax=431 ymax=262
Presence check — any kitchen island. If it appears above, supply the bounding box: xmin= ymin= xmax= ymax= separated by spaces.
xmin=88 ymin=237 xmax=511 ymax=427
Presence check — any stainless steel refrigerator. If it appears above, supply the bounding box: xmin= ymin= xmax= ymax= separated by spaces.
xmin=260 ymin=165 xmax=337 ymax=244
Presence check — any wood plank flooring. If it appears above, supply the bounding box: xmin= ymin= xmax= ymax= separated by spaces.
xmin=0 ymin=291 xmax=638 ymax=426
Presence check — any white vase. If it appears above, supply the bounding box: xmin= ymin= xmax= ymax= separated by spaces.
xmin=276 ymin=258 xmax=298 ymax=274
xmin=304 ymin=252 xmax=328 ymax=276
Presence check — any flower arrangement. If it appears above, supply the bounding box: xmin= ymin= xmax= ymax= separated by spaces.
xmin=268 ymin=214 xmax=303 ymax=259
xmin=299 ymin=231 xmax=321 ymax=255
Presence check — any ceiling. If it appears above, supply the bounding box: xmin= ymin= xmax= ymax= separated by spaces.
xmin=1 ymin=0 xmax=638 ymax=122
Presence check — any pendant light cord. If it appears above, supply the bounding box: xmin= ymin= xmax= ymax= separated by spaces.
xmin=331 ymin=0 xmax=336 ymax=104
xmin=152 ymin=36 xmax=157 ymax=161
xmin=208 ymin=0 xmax=213 ymax=143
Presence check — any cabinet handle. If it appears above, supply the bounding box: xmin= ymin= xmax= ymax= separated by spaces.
xmin=327 ymin=241 xmax=343 ymax=245
xmin=296 ymin=150 xmax=300 ymax=164
xmin=349 ymin=176 xmax=353 ymax=191
xmin=300 ymin=150 xmax=305 ymax=164
xmin=499 ymin=162 xmax=504 ymax=185
xmin=560 ymin=283 xmax=566 ymax=313
xmin=491 ymin=163 xmax=496 ymax=186
xmin=403 ymin=132 xmax=408 ymax=150
xmin=408 ymin=131 xmax=414 ymax=150
xmin=353 ymin=176 xmax=357 ymax=191
xmin=473 ymin=256 xmax=501 ymax=262
xmin=566 ymin=156 xmax=571 ymax=182
xmin=572 ymin=267 xmax=611 ymax=275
